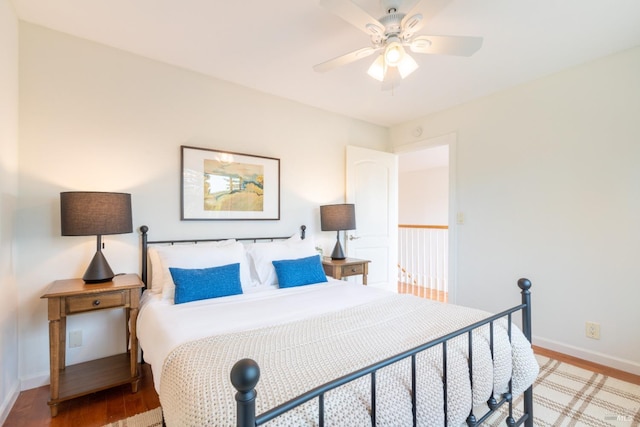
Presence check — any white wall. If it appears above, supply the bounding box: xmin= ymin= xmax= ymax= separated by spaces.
xmin=391 ymin=47 xmax=640 ymax=374
xmin=17 ymin=23 xmax=389 ymax=389
xmin=0 ymin=0 xmax=20 ymax=422
xmin=399 ymin=167 xmax=448 ymax=225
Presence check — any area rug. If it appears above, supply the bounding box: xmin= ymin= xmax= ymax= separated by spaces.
xmin=485 ymin=355 xmax=640 ymax=426
xmin=102 ymin=407 xmax=162 ymax=427
xmin=103 ymin=355 xmax=640 ymax=426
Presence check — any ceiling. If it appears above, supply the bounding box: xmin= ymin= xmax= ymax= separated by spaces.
xmin=11 ymin=0 xmax=640 ymax=126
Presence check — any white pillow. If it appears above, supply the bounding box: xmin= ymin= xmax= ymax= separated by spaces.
xmin=151 ymin=240 xmax=253 ymax=301
xmin=148 ymin=241 xmax=238 ymax=294
xmin=245 ymin=235 xmax=317 ymax=287
xmin=147 ymin=247 xmax=164 ymax=293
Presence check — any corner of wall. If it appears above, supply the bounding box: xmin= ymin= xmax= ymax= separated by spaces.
xmin=0 ymin=381 xmax=20 ymax=425
xmin=0 ymin=0 xmax=21 ymax=420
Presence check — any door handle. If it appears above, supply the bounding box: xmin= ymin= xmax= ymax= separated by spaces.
xmin=348 ymin=235 xmax=360 ymax=241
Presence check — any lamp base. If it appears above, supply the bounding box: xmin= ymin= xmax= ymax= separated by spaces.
xmin=330 ymin=240 xmax=346 ymax=260
xmin=83 ymin=250 xmax=115 ymax=283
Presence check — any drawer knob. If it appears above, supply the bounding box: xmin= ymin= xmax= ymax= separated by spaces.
xmin=351 ymin=268 xmax=356 ymax=272
xmin=93 ymin=299 xmax=101 ymax=306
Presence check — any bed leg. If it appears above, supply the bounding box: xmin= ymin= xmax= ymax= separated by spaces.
xmin=231 ymin=359 xmax=261 ymax=427
xmin=523 ymin=386 xmax=534 ymax=427
xmin=518 ymin=278 xmax=533 ymax=427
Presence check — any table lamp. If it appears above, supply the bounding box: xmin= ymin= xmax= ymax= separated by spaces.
xmin=60 ymin=191 xmax=133 ymax=283
xmin=320 ymin=203 xmax=356 ymax=260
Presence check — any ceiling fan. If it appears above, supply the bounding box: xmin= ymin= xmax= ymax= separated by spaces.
xmin=314 ymin=0 xmax=483 ymax=87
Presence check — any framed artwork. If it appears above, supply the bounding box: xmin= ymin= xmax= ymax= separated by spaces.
xmin=181 ymin=145 xmax=280 ymax=220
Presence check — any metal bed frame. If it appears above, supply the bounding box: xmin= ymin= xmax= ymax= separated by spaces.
xmin=140 ymin=224 xmax=305 ymax=287
xmin=139 ymin=225 xmax=534 ymax=427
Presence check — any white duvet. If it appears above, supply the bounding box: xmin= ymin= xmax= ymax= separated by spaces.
xmin=137 ymin=280 xmax=389 ymax=392
xmin=137 ymin=281 xmax=539 ymax=426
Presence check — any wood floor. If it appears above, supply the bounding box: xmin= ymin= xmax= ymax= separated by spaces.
xmin=397 ymin=281 xmax=448 ymax=302
xmin=4 ymin=348 xmax=639 ymax=427
xmin=3 ymin=363 xmax=159 ymax=427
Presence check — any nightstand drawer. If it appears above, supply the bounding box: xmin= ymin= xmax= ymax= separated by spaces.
xmin=66 ymin=291 xmax=126 ymax=314
xmin=322 ymin=258 xmax=370 ymax=285
xmin=341 ymin=264 xmax=364 ymax=276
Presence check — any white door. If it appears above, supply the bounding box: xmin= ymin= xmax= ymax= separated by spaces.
xmin=346 ymin=146 xmax=398 ymax=291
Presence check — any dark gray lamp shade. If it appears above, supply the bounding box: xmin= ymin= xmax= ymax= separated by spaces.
xmin=60 ymin=192 xmax=133 ymax=283
xmin=320 ymin=204 xmax=355 ymax=260
xmin=320 ymin=204 xmax=356 ymax=232
xmin=61 ymin=192 xmax=132 ymax=236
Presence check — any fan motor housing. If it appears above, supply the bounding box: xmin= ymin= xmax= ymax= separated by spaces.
xmin=379 ymin=12 xmax=404 ymax=36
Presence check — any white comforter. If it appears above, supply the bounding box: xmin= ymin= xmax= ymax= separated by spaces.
xmin=137 ymin=281 xmax=538 ymax=426
xmin=138 ymin=280 xmax=388 ymax=391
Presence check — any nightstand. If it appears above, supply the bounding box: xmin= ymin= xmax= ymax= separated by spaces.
xmin=322 ymin=257 xmax=370 ymax=285
xmin=41 ymin=274 xmax=143 ymax=417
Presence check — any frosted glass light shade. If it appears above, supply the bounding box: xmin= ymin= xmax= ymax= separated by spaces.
xmin=397 ymin=54 xmax=419 ymax=78
xmin=367 ymin=55 xmax=386 ymax=82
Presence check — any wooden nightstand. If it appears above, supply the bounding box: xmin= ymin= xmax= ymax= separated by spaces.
xmin=41 ymin=274 xmax=143 ymax=416
xmin=322 ymin=257 xmax=370 ymax=285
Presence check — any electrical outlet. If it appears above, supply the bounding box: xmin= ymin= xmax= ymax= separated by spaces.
xmin=69 ymin=330 xmax=83 ymax=348
xmin=585 ymin=321 xmax=600 ymax=340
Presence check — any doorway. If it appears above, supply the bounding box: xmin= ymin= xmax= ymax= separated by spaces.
xmin=395 ymin=133 xmax=457 ymax=303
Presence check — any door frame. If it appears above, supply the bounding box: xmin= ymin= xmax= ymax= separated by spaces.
xmin=394 ymin=132 xmax=458 ymax=303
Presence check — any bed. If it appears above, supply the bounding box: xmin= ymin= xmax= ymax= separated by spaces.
xmin=137 ymin=225 xmax=538 ymax=427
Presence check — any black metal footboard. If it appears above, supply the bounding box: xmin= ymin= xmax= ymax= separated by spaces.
xmin=231 ymin=279 xmax=534 ymax=427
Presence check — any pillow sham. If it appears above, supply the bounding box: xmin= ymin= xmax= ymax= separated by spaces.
xmin=155 ymin=240 xmax=253 ymax=301
xmin=147 ymin=247 xmax=164 ymax=293
xmin=147 ymin=239 xmax=238 ymax=294
xmin=246 ymin=235 xmax=317 ymax=286
xmin=272 ymin=255 xmax=327 ymax=288
xmin=169 ymin=263 xmax=242 ymax=304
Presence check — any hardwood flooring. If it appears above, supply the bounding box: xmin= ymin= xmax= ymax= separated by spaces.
xmin=397 ymin=281 xmax=448 ymax=302
xmin=3 ymin=363 xmax=159 ymax=427
xmin=4 ymin=349 xmax=638 ymax=426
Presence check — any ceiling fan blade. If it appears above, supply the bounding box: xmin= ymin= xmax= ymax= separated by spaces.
xmin=409 ymin=35 xmax=483 ymax=56
xmin=313 ymin=47 xmax=378 ymax=73
xmin=320 ymin=0 xmax=384 ymax=38
xmin=401 ymin=0 xmax=452 ymax=36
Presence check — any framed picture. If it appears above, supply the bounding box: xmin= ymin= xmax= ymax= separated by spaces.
xmin=181 ymin=145 xmax=280 ymax=220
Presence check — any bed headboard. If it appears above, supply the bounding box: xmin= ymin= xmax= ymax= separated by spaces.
xmin=139 ymin=225 xmax=306 ymax=289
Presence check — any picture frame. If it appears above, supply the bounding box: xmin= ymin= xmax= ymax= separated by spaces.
xmin=181 ymin=145 xmax=280 ymax=220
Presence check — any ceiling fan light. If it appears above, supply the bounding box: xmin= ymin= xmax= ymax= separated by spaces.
xmin=384 ymin=39 xmax=404 ymax=66
xmin=367 ymin=55 xmax=386 ymax=82
xmin=397 ymin=53 xmax=419 ymax=79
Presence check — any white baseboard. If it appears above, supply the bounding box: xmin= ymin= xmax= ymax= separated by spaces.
xmin=20 ymin=372 xmax=49 ymax=391
xmin=0 ymin=381 xmax=20 ymax=426
xmin=533 ymin=336 xmax=640 ymax=375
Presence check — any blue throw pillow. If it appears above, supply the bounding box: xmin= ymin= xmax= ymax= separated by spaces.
xmin=169 ymin=263 xmax=242 ymax=304
xmin=272 ymin=255 xmax=328 ymax=288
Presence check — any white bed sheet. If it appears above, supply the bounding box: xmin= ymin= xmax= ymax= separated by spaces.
xmin=137 ymin=280 xmax=390 ymax=392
